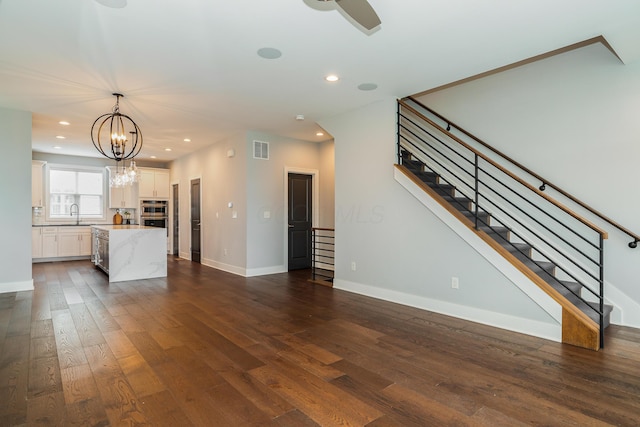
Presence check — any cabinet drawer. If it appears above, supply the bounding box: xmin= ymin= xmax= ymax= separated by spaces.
xmin=57 ymin=226 xmax=91 ymax=234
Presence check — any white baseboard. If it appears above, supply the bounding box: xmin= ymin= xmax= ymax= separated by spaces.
xmin=0 ymin=279 xmax=34 ymax=294
xmin=605 ymin=281 xmax=640 ymax=328
xmin=245 ymin=265 xmax=286 ymax=277
xmin=201 ymin=258 xmax=246 ymax=276
xmin=334 ymin=278 xmax=561 ymax=343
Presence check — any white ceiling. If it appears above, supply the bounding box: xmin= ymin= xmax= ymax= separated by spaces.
xmin=1 ymin=0 xmax=639 ymax=162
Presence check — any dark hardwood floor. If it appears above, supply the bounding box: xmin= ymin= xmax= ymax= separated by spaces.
xmin=1 ymin=257 xmax=639 ymax=426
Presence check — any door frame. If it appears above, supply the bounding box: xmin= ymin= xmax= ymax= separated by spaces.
xmin=171 ymin=181 xmax=179 ymax=256
xmin=283 ymin=167 xmax=319 ymax=271
xmin=189 ymin=175 xmax=202 ymax=262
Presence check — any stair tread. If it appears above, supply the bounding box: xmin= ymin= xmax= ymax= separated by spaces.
xmin=575 ymin=300 xmax=613 ymax=327
xmin=502 ymin=242 xmax=532 ymax=255
xmin=416 ymin=171 xmax=439 ymax=183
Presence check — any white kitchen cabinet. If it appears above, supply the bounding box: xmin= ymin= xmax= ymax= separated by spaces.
xmin=33 ymin=226 xmax=92 ymax=259
xmin=139 ymin=168 xmax=170 ymax=199
xmin=32 ymin=228 xmax=42 ymax=258
xmin=41 ymin=227 xmax=58 ymax=258
xmin=107 ymin=167 xmax=138 ymax=209
xmin=32 ymin=160 xmax=46 ymax=207
xmin=57 ymin=227 xmax=92 ymax=257
xmin=80 ymin=230 xmax=93 ymax=256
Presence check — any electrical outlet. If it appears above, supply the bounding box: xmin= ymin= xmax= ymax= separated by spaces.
xmin=224 ymin=248 xmax=228 ymax=256
xmin=451 ymin=277 xmax=459 ymax=289
xmin=351 ymin=261 xmax=357 ymax=271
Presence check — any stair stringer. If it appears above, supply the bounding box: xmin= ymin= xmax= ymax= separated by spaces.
xmin=394 ymin=165 xmax=565 ymax=340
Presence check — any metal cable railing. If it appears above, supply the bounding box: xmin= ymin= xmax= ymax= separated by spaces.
xmin=407 ymin=96 xmax=640 ymax=249
xmin=397 ymin=98 xmax=608 ymax=347
xmin=312 ymin=227 xmax=335 ymax=284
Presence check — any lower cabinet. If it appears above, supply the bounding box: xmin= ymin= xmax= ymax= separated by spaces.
xmin=32 ymin=228 xmax=42 ymax=258
xmin=33 ymin=226 xmax=92 ymax=259
xmin=41 ymin=227 xmax=59 ymax=258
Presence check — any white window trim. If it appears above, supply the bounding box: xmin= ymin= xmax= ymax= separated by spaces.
xmin=45 ymin=163 xmax=108 ymax=223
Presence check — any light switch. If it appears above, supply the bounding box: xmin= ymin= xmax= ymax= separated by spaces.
xmin=232 ymin=211 xmax=238 ymax=219
xmin=263 ymin=211 xmax=271 ymax=219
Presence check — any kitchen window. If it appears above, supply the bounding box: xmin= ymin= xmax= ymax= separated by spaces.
xmin=48 ymin=165 xmax=106 ymax=220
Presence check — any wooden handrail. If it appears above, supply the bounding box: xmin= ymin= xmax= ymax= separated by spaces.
xmin=406 ymin=96 xmax=640 ymax=246
xmin=399 ymin=99 xmax=609 ymax=239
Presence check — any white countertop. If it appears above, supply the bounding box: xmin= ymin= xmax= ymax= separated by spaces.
xmin=91 ymin=224 xmax=159 ymax=231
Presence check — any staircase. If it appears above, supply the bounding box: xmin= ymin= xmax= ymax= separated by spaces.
xmin=396 ymin=97 xmax=618 ymax=350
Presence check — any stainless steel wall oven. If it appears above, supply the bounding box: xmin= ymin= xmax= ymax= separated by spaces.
xmin=140 ymin=200 xmax=168 ymax=229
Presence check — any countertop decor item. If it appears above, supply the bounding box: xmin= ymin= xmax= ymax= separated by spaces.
xmin=113 ymin=210 xmax=123 ymax=225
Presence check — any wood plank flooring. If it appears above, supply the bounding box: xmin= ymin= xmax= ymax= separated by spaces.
xmin=1 ymin=257 xmax=640 ymax=426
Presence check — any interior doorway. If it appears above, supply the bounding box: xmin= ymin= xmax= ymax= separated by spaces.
xmin=172 ymin=183 xmax=179 ymax=256
xmin=190 ymin=178 xmax=201 ymax=263
xmin=288 ymin=173 xmax=312 ymax=270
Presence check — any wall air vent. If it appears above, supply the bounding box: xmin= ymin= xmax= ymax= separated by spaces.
xmin=253 ymin=140 xmax=269 ymax=160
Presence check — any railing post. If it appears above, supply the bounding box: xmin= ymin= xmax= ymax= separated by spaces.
xmin=599 ymin=233 xmax=605 ymax=349
xmin=474 ymin=154 xmax=479 ymax=229
xmin=397 ymin=101 xmax=402 ymax=164
xmin=312 ymin=228 xmax=316 ymax=281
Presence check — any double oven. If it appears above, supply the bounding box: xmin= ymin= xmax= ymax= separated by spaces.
xmin=140 ymin=200 xmax=168 ymax=229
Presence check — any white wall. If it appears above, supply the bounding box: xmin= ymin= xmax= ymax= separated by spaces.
xmin=416 ymin=42 xmax=640 ymax=325
xmin=0 ymin=107 xmax=33 ymax=293
xmin=171 ymin=130 xmax=334 ymax=277
xmin=320 ymin=99 xmax=558 ymax=340
xmin=245 ymin=131 xmax=330 ymax=275
xmin=319 ymin=140 xmax=335 ymax=229
xmin=170 ymin=132 xmax=248 ymax=273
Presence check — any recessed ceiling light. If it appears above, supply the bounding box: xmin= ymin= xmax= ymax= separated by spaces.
xmin=56 ymin=135 xmax=65 ymax=139
xmin=183 ymin=138 xmax=191 ymax=142
xmin=53 ymin=146 xmax=62 ymax=149
xmin=59 ymin=121 xmax=70 ymax=126
xmin=165 ymin=148 xmax=172 ymax=152
xmin=325 ymin=74 xmax=339 ymax=82
xmin=257 ymin=47 xmax=282 ymax=60
xmin=150 ymin=155 xmax=157 ymax=159
xmin=358 ymin=83 xmax=378 ymax=91
xmin=316 ymin=132 xmax=324 ymax=136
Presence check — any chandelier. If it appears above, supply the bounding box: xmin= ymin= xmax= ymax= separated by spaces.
xmin=91 ymin=93 xmax=143 ymax=187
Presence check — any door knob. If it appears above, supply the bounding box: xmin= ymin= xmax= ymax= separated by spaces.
xmin=288 ymin=224 xmax=294 ymax=228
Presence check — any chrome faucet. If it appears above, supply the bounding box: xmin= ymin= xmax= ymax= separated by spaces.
xmin=70 ymin=203 xmax=80 ymax=225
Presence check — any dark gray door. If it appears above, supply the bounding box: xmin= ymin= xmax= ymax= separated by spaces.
xmin=190 ymin=179 xmax=201 ymax=263
xmin=288 ymin=173 xmax=312 ymax=270
xmin=172 ymin=183 xmax=179 ymax=256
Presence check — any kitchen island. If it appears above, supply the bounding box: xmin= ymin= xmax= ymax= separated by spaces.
xmin=92 ymin=225 xmax=167 ymax=283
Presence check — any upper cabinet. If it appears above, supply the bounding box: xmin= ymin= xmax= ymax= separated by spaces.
xmin=32 ymin=160 xmax=46 ymax=207
xmin=139 ymin=168 xmax=170 ymax=199
xmin=106 ymin=167 xmax=138 ymax=209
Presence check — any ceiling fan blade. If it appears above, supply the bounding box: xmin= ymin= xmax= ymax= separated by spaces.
xmin=335 ymin=0 xmax=381 ymax=30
